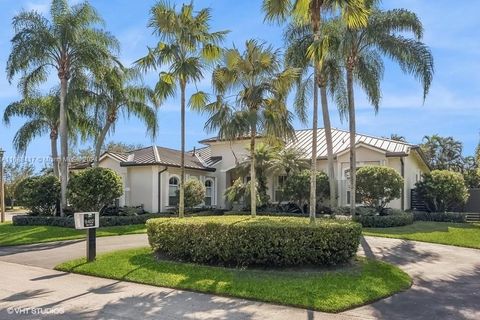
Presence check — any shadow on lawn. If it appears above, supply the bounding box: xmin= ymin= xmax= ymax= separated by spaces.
xmin=365 ymin=221 xmax=479 ymax=235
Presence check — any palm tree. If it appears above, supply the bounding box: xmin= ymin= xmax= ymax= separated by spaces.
xmin=271 ymin=146 xmax=310 ymax=178
xmin=421 ymin=135 xmax=463 ymax=171
xmin=390 ymin=134 xmax=407 ymax=142
xmin=197 ymin=40 xmax=299 ymax=217
xmin=284 ymin=23 xmax=347 ymax=210
xmin=80 ymin=66 xmax=159 ymax=166
xmin=7 ymin=0 xmax=118 ymax=215
xmin=332 ymin=8 xmax=434 ymax=214
xmin=136 ymin=1 xmax=227 ymax=218
xmin=3 ymin=93 xmax=92 ymax=177
xmin=262 ymin=0 xmax=369 ymax=223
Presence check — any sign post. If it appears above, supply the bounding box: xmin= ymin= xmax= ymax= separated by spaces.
xmin=74 ymin=212 xmax=99 ymax=262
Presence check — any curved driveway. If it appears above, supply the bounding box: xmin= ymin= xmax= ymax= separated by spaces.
xmin=0 ymin=234 xmax=479 ymax=319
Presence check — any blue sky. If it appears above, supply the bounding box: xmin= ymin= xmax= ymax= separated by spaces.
xmin=0 ymin=0 xmax=479 ymax=166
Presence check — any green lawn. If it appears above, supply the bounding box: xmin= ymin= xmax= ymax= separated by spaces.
xmin=0 ymin=222 xmax=146 ymax=246
xmin=56 ymin=247 xmax=411 ymax=313
xmin=363 ymin=221 xmax=480 ymax=249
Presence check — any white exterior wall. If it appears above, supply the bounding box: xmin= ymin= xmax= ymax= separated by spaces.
xmin=99 ymin=157 xmax=128 ymax=206
xmin=99 ymin=142 xmax=429 ymax=213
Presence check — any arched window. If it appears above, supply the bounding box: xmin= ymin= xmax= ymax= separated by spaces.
xmin=169 ymin=176 xmax=179 ymax=206
xmin=204 ymin=179 xmax=214 ymax=206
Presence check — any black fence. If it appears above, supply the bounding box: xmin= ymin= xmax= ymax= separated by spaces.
xmin=465 ymin=189 xmax=480 ymax=213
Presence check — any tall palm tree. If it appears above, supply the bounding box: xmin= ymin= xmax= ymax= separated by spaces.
xmin=7 ymin=0 xmax=118 ymax=215
xmin=196 ymin=40 xmax=300 ymax=217
xmin=80 ymin=66 xmax=159 ymax=166
xmin=332 ymin=7 xmax=434 ymax=214
xmin=3 ymin=93 xmax=92 ymax=177
xmin=262 ymin=0 xmax=369 ymax=223
xmin=136 ymin=1 xmax=227 ymax=218
xmin=284 ymin=23 xmax=347 ymax=209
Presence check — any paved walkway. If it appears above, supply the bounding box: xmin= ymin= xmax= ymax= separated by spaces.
xmin=0 ymin=235 xmax=479 ymax=319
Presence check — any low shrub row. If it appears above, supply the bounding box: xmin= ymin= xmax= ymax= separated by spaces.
xmin=353 ymin=212 xmax=414 ymax=228
xmin=12 ymin=213 xmax=171 ymax=228
xmin=147 ymin=216 xmax=362 ymax=267
xmin=412 ymin=211 xmax=467 ymax=223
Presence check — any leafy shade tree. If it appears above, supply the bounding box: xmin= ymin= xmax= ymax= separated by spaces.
xmin=262 ymin=0 xmax=370 ymax=224
xmin=420 ymin=135 xmax=464 ymax=171
xmin=283 ymin=170 xmax=330 ymax=214
xmin=68 ymin=167 xmax=123 ymax=212
xmin=70 ymin=142 xmax=145 ymax=163
xmin=3 ymin=94 xmax=91 ymax=177
xmin=136 ymin=2 xmax=227 ymax=218
xmin=81 ymin=66 xmax=158 ymax=166
xmin=7 ymin=0 xmax=119 ymax=215
xmin=415 ymin=170 xmax=469 ymax=212
xmin=198 ymin=40 xmax=299 ymax=216
xmin=462 ymin=156 xmax=480 ymax=188
xmin=284 ymin=23 xmax=347 ymax=209
xmin=356 ymin=166 xmax=404 ymax=214
xmin=178 ymin=179 xmax=206 ymax=210
xmin=16 ymin=175 xmax=60 ymax=216
xmin=333 ymin=7 xmax=434 ymax=214
xmin=3 ymin=161 xmax=34 ymax=208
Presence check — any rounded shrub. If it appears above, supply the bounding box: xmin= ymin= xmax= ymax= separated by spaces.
xmin=356 ymin=166 xmax=403 ymax=213
xmin=283 ymin=170 xmax=330 ymax=213
xmin=415 ymin=170 xmax=469 ymax=212
xmin=147 ymin=216 xmax=361 ymax=267
xmin=353 ymin=211 xmax=414 ymax=228
xmin=68 ymin=167 xmax=123 ymax=212
xmin=179 ymin=179 xmax=205 ymax=209
xmin=16 ymin=175 xmax=60 ymax=216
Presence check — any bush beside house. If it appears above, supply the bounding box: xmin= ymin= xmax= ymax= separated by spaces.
xmin=356 ymin=166 xmax=404 ymax=214
xmin=68 ymin=167 xmax=123 ymax=212
xmin=282 ymin=170 xmax=330 ymax=213
xmin=16 ymin=175 xmax=60 ymax=216
xmin=178 ymin=179 xmax=206 ymax=209
xmin=415 ymin=170 xmax=469 ymax=212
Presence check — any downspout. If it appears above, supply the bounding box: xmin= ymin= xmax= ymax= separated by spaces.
xmin=158 ymin=166 xmax=168 ymax=213
xmin=400 ymin=157 xmax=405 ymax=211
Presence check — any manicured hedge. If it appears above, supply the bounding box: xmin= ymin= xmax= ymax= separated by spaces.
xmin=412 ymin=211 xmax=466 ymax=223
xmin=353 ymin=212 xmax=414 ymax=228
xmin=147 ymin=216 xmax=362 ymax=267
xmin=12 ymin=213 xmax=171 ymax=228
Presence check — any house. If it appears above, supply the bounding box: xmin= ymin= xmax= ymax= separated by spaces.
xmin=98 ymin=128 xmax=430 ymax=213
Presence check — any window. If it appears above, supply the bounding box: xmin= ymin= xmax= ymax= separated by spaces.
xmin=169 ymin=177 xmax=179 ymax=206
xmin=205 ymin=179 xmax=214 ymax=206
xmin=275 ymin=175 xmax=287 ymax=202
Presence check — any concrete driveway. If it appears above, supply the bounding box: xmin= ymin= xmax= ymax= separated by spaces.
xmin=0 ymin=235 xmax=479 ymax=319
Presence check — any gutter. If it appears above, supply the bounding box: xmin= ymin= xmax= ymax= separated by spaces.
xmin=400 ymin=156 xmax=405 ymax=211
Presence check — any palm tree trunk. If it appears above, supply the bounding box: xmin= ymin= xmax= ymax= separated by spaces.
xmin=310 ymin=71 xmax=319 ymax=223
xmin=250 ymin=127 xmax=257 ymax=217
xmin=179 ymin=81 xmax=186 ymax=218
xmin=50 ymin=131 xmax=59 ymax=178
xmin=59 ymin=76 xmax=68 ymax=217
xmin=309 ymin=6 xmax=322 ymax=224
xmin=347 ymin=65 xmax=356 ymax=216
xmin=319 ymin=77 xmax=337 ymax=209
xmin=94 ymin=122 xmax=112 ymax=167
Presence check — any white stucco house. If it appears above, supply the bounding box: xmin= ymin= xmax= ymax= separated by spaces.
xmin=97 ymin=128 xmax=430 ymax=213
